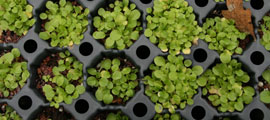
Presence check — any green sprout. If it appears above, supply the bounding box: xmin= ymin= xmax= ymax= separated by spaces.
xmin=259 ymin=69 xmax=270 ymax=103
xmin=260 ymin=16 xmax=270 ymax=50
xmin=0 ymin=0 xmax=36 ymax=36
xmin=0 ymin=48 xmax=30 ymax=98
xmin=39 ymin=0 xmax=90 ymax=47
xmin=106 ymin=111 xmax=129 ymax=120
xmin=145 ymin=0 xmax=201 ymax=55
xmin=0 ymin=104 xmax=22 ymax=120
xmin=144 ymin=55 xmax=204 ymax=113
xmin=87 ymin=58 xmax=139 ymax=104
xmin=92 ymin=0 xmax=142 ymax=50
xmin=200 ymin=17 xmax=247 ymax=55
xmin=200 ymin=56 xmax=254 ymax=112
xmin=154 ymin=113 xmax=181 ymax=120
xmin=42 ymin=51 xmax=85 ymax=108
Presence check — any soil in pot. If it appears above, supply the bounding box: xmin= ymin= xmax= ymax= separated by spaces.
xmin=0 ymin=31 xmax=23 ymax=43
xmin=93 ymin=110 xmax=129 ymax=120
xmin=34 ymin=107 xmax=75 ymax=120
xmin=0 ymin=103 xmax=22 ymax=119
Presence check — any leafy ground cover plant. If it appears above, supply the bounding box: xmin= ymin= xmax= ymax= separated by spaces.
xmin=0 ymin=0 xmax=36 ymax=43
xmin=145 ymin=0 xmax=202 ymax=55
xmin=92 ymin=0 xmax=142 ymax=50
xmin=36 ymin=51 xmax=85 ymax=108
xmin=87 ymin=58 xmax=139 ymax=104
xmin=0 ymin=48 xmax=30 ymax=99
xmin=153 ymin=113 xmax=181 ymax=120
xmin=35 ymin=107 xmax=75 ymax=120
xmin=0 ymin=103 xmax=21 ymax=120
xmin=258 ymin=68 xmax=270 ymax=104
xmin=39 ymin=0 xmax=89 ymax=47
xmin=144 ymin=55 xmax=204 ymax=113
xmin=93 ymin=111 xmax=129 ymax=120
xmin=199 ymin=54 xmax=255 ymax=112
xmin=259 ymin=14 xmax=270 ymax=50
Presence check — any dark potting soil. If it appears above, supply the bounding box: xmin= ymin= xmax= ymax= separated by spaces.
xmin=35 ymin=107 xmax=75 ymax=120
xmin=93 ymin=110 xmax=126 ymax=120
xmin=0 ymin=103 xmax=7 ymax=114
xmin=0 ymin=50 xmax=26 ymax=99
xmin=0 ymin=30 xmax=23 ymax=43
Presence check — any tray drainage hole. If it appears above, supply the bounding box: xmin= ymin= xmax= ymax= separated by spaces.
xmin=136 ymin=45 xmax=150 ymax=59
xmin=250 ymin=109 xmax=264 ymax=120
xmin=193 ymin=48 xmax=207 ymax=62
xmin=250 ymin=51 xmax=264 ymax=65
xmin=79 ymin=42 xmax=93 ymax=56
xmin=195 ymin=0 xmax=208 ymax=7
xmin=24 ymin=40 xmax=37 ymax=53
xmin=251 ymin=0 xmax=264 ymax=10
xmin=75 ymin=99 xmax=89 ymax=114
xmin=18 ymin=96 xmax=32 ymax=110
xmin=140 ymin=0 xmax=152 ymax=4
xmin=133 ymin=103 xmax=147 ymax=117
xmin=192 ymin=106 xmax=205 ymax=120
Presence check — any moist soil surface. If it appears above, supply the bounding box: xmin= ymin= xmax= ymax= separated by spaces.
xmin=35 ymin=107 xmax=75 ymax=120
xmin=0 ymin=103 xmax=7 ymax=113
xmin=0 ymin=50 xmax=26 ymax=99
xmin=0 ymin=30 xmax=23 ymax=43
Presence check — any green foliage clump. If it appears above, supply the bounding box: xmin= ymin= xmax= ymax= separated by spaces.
xmin=145 ymin=0 xmax=202 ymax=55
xmin=87 ymin=58 xmax=139 ymax=104
xmin=0 ymin=48 xmax=29 ymax=98
xmin=106 ymin=111 xmax=129 ymax=120
xmin=92 ymin=0 xmax=142 ymax=50
xmin=0 ymin=105 xmax=22 ymax=120
xmin=154 ymin=113 xmax=181 ymax=120
xmin=39 ymin=0 xmax=90 ymax=47
xmin=201 ymin=17 xmax=247 ymax=55
xmin=42 ymin=51 xmax=85 ymax=108
xmin=144 ymin=55 xmax=204 ymax=113
xmin=0 ymin=0 xmax=36 ymax=36
xmin=200 ymin=56 xmax=255 ymax=112
xmin=259 ymin=69 xmax=270 ymax=103
xmin=260 ymin=16 xmax=270 ymax=50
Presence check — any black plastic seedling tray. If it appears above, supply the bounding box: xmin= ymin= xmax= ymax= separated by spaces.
xmin=1 ymin=0 xmax=270 ymax=120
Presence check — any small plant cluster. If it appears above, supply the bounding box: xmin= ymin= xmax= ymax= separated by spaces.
xmin=201 ymin=17 xmax=247 ymax=55
xmin=260 ymin=16 xmax=270 ymax=50
xmin=92 ymin=0 xmax=142 ymax=50
xmin=106 ymin=111 xmax=129 ymax=120
xmin=87 ymin=58 xmax=139 ymax=104
xmin=144 ymin=55 xmax=204 ymax=113
xmin=200 ymin=54 xmax=255 ymax=112
xmin=0 ymin=104 xmax=22 ymax=120
xmin=153 ymin=113 xmax=181 ymax=120
xmin=0 ymin=48 xmax=29 ymax=98
xmin=39 ymin=0 xmax=90 ymax=47
xmin=259 ymin=69 xmax=270 ymax=103
xmin=145 ymin=0 xmax=201 ymax=55
xmin=0 ymin=0 xmax=35 ymax=36
xmin=42 ymin=51 xmax=85 ymax=108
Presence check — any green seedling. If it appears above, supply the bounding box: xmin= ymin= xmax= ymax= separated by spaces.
xmin=154 ymin=113 xmax=181 ymax=120
xmin=106 ymin=111 xmax=129 ymax=120
xmin=200 ymin=17 xmax=247 ymax=55
xmin=259 ymin=69 xmax=270 ymax=103
xmin=42 ymin=51 xmax=85 ymax=108
xmin=39 ymin=0 xmax=89 ymax=47
xmin=92 ymin=0 xmax=142 ymax=50
xmin=145 ymin=0 xmax=201 ymax=55
xmin=87 ymin=58 xmax=139 ymax=104
xmin=260 ymin=16 xmax=270 ymax=50
xmin=144 ymin=55 xmax=204 ymax=113
xmin=0 ymin=48 xmax=30 ymax=98
xmin=0 ymin=0 xmax=36 ymax=36
xmin=200 ymin=56 xmax=254 ymax=112
xmin=0 ymin=105 xmax=22 ymax=120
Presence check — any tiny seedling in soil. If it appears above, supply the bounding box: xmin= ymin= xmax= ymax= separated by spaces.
xmin=200 ymin=54 xmax=255 ymax=112
xmin=93 ymin=111 xmax=129 ymax=120
xmin=39 ymin=0 xmax=89 ymax=47
xmin=153 ymin=113 xmax=181 ymax=120
xmin=0 ymin=0 xmax=36 ymax=43
xmin=36 ymin=51 xmax=85 ymax=108
xmin=87 ymin=58 xmax=139 ymax=105
xmin=258 ymin=69 xmax=270 ymax=104
xmin=92 ymin=0 xmax=142 ymax=50
xmin=34 ymin=107 xmax=75 ymax=120
xmin=145 ymin=0 xmax=201 ymax=55
xmin=259 ymin=14 xmax=270 ymax=50
xmin=144 ymin=55 xmax=204 ymax=113
xmin=0 ymin=104 xmax=22 ymax=120
xmin=0 ymin=48 xmax=30 ymax=99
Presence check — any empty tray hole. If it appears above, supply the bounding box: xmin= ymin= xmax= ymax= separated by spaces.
xmin=250 ymin=109 xmax=264 ymax=120
xmin=140 ymin=0 xmax=152 ymax=4
xmin=80 ymin=42 xmax=93 ymax=56
xmin=18 ymin=96 xmax=32 ymax=110
xmin=136 ymin=45 xmax=150 ymax=59
xmin=133 ymin=103 xmax=147 ymax=117
xmin=193 ymin=48 xmax=207 ymax=62
xmin=75 ymin=99 xmax=89 ymax=114
xmin=192 ymin=106 xmax=205 ymax=120
xmin=195 ymin=0 xmax=208 ymax=7
xmin=251 ymin=0 xmax=264 ymax=10
xmin=24 ymin=40 xmax=37 ymax=53
xmin=250 ymin=51 xmax=264 ymax=65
